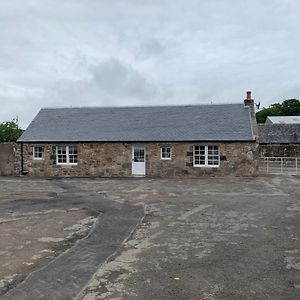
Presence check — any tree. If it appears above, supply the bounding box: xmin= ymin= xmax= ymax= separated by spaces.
xmin=0 ymin=118 xmax=24 ymax=143
xmin=256 ymin=99 xmax=300 ymax=123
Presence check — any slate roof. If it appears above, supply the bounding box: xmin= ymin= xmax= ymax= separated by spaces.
xmin=265 ymin=116 xmax=300 ymax=124
xmin=258 ymin=124 xmax=300 ymax=144
xmin=18 ymin=104 xmax=255 ymax=142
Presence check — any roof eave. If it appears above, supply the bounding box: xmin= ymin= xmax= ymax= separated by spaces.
xmin=17 ymin=139 xmax=256 ymax=143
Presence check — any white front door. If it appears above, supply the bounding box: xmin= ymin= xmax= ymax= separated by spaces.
xmin=132 ymin=145 xmax=145 ymax=176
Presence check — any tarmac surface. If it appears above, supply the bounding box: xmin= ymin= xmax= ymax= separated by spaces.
xmin=0 ymin=175 xmax=300 ymax=300
xmin=0 ymin=178 xmax=143 ymax=300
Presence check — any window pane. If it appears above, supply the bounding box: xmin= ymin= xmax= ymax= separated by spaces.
xmin=33 ymin=146 xmax=44 ymax=158
xmin=69 ymin=146 xmax=77 ymax=154
xmin=69 ymin=146 xmax=78 ymax=163
xmin=134 ymin=148 xmax=144 ymax=162
xmin=199 ymin=156 xmax=205 ymax=163
xmin=194 ymin=146 xmax=204 ymax=166
xmin=208 ymin=146 xmax=219 ymax=165
xmin=161 ymin=147 xmax=171 ymax=159
xmin=57 ymin=146 xmax=67 ymax=155
xmin=69 ymin=155 xmax=77 ymax=163
xmin=58 ymin=155 xmax=67 ymax=163
xmin=194 ymin=145 xmax=219 ymax=166
xmin=57 ymin=146 xmax=67 ymax=163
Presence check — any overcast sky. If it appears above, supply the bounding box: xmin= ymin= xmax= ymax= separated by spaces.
xmin=1 ymin=0 xmax=300 ymax=128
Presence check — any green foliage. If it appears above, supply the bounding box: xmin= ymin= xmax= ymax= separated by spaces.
xmin=0 ymin=118 xmax=24 ymax=143
xmin=256 ymin=99 xmax=300 ymax=123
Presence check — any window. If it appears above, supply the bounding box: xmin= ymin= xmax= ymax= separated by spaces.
xmin=56 ymin=145 xmax=77 ymax=165
xmin=68 ymin=145 xmax=78 ymax=164
xmin=33 ymin=146 xmax=44 ymax=160
xmin=161 ymin=146 xmax=172 ymax=160
xmin=133 ymin=147 xmax=145 ymax=162
xmin=193 ymin=145 xmax=219 ymax=167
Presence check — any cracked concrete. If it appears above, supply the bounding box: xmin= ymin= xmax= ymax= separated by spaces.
xmin=0 ymin=176 xmax=299 ymax=299
xmin=75 ymin=176 xmax=300 ymax=300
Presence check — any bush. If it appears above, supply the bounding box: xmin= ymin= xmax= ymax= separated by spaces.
xmin=256 ymin=99 xmax=300 ymax=123
xmin=0 ymin=118 xmax=24 ymax=143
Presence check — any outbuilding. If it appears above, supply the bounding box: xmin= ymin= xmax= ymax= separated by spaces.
xmin=258 ymin=124 xmax=300 ymax=157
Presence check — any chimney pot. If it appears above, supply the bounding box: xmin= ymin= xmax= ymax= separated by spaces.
xmin=244 ymin=90 xmax=254 ymax=106
xmin=246 ymin=91 xmax=252 ymax=100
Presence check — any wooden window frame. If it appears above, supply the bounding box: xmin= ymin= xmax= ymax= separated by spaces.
xmin=193 ymin=145 xmax=220 ymax=168
xmin=161 ymin=146 xmax=172 ymax=160
xmin=56 ymin=145 xmax=78 ymax=165
xmin=33 ymin=145 xmax=44 ymax=160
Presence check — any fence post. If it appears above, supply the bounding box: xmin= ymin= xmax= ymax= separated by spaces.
xmin=266 ymin=157 xmax=269 ymax=173
xmin=296 ymin=158 xmax=298 ymax=175
xmin=280 ymin=157 xmax=283 ymax=173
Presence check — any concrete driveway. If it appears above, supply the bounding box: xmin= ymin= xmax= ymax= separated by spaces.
xmin=0 ymin=176 xmax=300 ymax=299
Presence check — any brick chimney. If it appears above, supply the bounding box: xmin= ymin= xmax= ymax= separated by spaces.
xmin=244 ymin=91 xmax=254 ymax=106
xmin=243 ymin=90 xmax=258 ymax=141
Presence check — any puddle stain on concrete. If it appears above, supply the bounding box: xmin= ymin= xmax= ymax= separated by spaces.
xmin=284 ymin=249 xmax=300 ymax=270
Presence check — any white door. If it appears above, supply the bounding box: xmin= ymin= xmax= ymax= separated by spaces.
xmin=132 ymin=145 xmax=145 ymax=176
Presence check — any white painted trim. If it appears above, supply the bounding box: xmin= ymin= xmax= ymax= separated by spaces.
xmin=56 ymin=145 xmax=78 ymax=166
xmin=56 ymin=162 xmax=78 ymax=166
xmin=193 ymin=164 xmax=220 ymax=168
xmin=32 ymin=145 xmax=44 ymax=160
xmin=193 ymin=145 xmax=220 ymax=168
xmin=132 ymin=145 xmax=146 ymax=176
xmin=161 ymin=146 xmax=172 ymax=160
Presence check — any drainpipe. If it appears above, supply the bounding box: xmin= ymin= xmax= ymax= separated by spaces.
xmin=20 ymin=142 xmax=24 ymax=175
xmin=20 ymin=143 xmax=28 ymax=175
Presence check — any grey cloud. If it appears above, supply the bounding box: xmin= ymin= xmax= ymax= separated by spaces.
xmin=42 ymin=59 xmax=158 ymax=109
xmin=136 ymin=38 xmax=166 ymax=60
xmin=0 ymin=0 xmax=299 ymax=128
xmin=91 ymin=59 xmax=157 ymax=100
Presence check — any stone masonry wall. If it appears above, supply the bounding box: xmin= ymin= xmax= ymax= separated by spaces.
xmin=21 ymin=143 xmax=132 ymax=177
xmin=20 ymin=141 xmax=258 ymax=177
xmin=0 ymin=143 xmax=20 ymax=176
xmin=259 ymin=144 xmax=300 ymax=158
xmin=146 ymin=142 xmax=258 ymax=177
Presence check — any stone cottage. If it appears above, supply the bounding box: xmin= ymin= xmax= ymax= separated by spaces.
xmin=17 ymin=93 xmax=258 ymax=177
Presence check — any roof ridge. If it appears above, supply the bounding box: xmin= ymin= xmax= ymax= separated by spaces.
xmin=40 ymin=103 xmax=243 ymax=109
xmin=41 ymin=102 xmax=244 ymax=109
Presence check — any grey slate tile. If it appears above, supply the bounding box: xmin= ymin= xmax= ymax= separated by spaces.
xmin=18 ymin=104 xmax=254 ymax=142
xmin=258 ymin=124 xmax=300 ymax=144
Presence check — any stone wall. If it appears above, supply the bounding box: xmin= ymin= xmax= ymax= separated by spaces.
xmin=20 ymin=141 xmax=258 ymax=177
xmin=259 ymin=144 xmax=300 ymax=158
xmin=0 ymin=143 xmax=20 ymax=176
xmin=146 ymin=142 xmax=258 ymax=177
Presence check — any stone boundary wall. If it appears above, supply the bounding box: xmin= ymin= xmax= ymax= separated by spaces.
xmin=21 ymin=141 xmax=259 ymax=177
xmin=259 ymin=144 xmax=300 ymax=158
xmin=0 ymin=143 xmax=20 ymax=176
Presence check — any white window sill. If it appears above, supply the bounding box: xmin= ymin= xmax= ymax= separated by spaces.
xmin=161 ymin=158 xmax=172 ymax=160
xmin=193 ymin=165 xmax=220 ymax=168
xmin=57 ymin=163 xmax=78 ymax=166
xmin=33 ymin=158 xmax=43 ymax=161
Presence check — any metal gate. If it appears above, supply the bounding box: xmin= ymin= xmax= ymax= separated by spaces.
xmin=259 ymin=157 xmax=299 ymax=175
